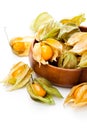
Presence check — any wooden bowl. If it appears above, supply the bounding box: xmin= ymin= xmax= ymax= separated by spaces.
xmin=29 ymin=26 xmax=87 ymax=88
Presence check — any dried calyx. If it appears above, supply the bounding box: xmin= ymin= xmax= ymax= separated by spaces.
xmin=2 ymin=61 xmax=33 ymax=91
xmin=64 ymin=82 xmax=87 ymax=107
xmin=58 ymin=52 xmax=78 ymax=69
xmin=1 ymin=61 xmax=63 ymax=105
xmin=10 ymin=36 xmax=35 ymax=57
xmin=26 ymin=77 xmax=63 ymax=105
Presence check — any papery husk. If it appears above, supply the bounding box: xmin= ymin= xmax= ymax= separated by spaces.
xmin=26 ymin=83 xmax=55 ymax=105
xmin=74 ymin=84 xmax=87 ymax=104
xmin=60 ymin=13 xmax=86 ymax=26
xmin=57 ymin=24 xmax=80 ymax=42
xmin=32 ymin=42 xmax=49 ymax=65
xmin=2 ymin=61 xmax=33 ymax=90
xmin=46 ymin=38 xmax=63 ymax=53
xmin=78 ymin=52 xmax=87 ymax=68
xmin=35 ymin=20 xmax=60 ymax=41
xmin=31 ymin=12 xmax=53 ymax=32
xmin=26 ymin=77 xmax=63 ymax=105
xmin=62 ymin=44 xmax=72 ymax=52
xmin=9 ymin=69 xmax=32 ymax=91
xmin=35 ymin=77 xmax=63 ymax=98
xmin=67 ymin=32 xmax=87 ymax=46
xmin=3 ymin=61 xmax=26 ymax=85
xmin=45 ymin=38 xmax=63 ymax=61
xmin=58 ymin=52 xmax=78 ymax=69
xmin=31 ymin=12 xmax=86 ymax=44
xmin=10 ymin=36 xmax=35 ymax=57
xmin=64 ymin=82 xmax=87 ymax=107
xmin=67 ymin=32 xmax=87 ymax=55
xmin=32 ymin=40 xmax=63 ymax=65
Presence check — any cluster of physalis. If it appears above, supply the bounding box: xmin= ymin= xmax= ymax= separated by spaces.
xmin=2 ymin=12 xmax=87 ymax=107
xmin=1 ymin=61 xmax=63 ymax=105
xmin=1 ymin=61 xmax=87 ymax=107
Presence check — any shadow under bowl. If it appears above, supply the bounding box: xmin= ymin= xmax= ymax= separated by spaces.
xmin=29 ymin=26 xmax=87 ymax=88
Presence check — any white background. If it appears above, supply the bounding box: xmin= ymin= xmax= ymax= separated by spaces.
xmin=0 ymin=0 xmax=87 ymax=130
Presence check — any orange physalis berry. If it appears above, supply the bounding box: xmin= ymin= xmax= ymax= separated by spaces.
xmin=41 ymin=44 xmax=53 ymax=61
xmin=32 ymin=83 xmax=46 ymax=97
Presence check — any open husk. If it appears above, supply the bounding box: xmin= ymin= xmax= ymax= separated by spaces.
xmin=64 ymin=82 xmax=87 ymax=107
xmin=10 ymin=36 xmax=35 ymax=57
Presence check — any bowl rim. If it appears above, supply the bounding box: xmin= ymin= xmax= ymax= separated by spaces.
xmin=31 ymin=25 xmax=87 ymax=72
xmin=45 ymin=63 xmax=81 ymax=71
xmin=32 ymin=43 xmax=82 ymax=72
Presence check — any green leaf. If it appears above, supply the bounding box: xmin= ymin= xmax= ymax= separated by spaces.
xmin=78 ymin=52 xmax=87 ymax=68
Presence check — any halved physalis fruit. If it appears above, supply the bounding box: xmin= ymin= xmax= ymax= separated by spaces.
xmin=64 ymin=82 xmax=87 ymax=107
xmin=10 ymin=36 xmax=35 ymax=56
xmin=2 ymin=61 xmax=33 ymax=90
